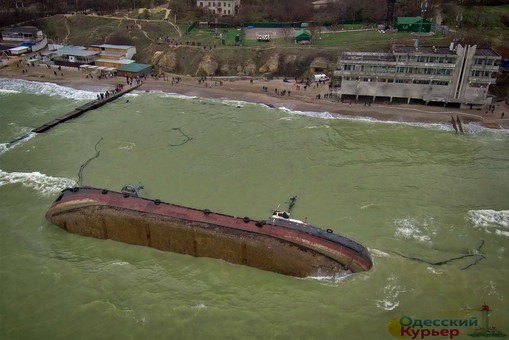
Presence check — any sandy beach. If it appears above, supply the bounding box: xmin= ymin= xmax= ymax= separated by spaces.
xmin=1 ymin=58 xmax=508 ymax=129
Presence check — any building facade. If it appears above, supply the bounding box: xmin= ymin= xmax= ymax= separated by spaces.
xmin=0 ymin=26 xmax=48 ymax=52
xmin=51 ymin=46 xmax=99 ymax=67
xmin=88 ymin=44 xmax=136 ymax=60
xmin=333 ymin=44 xmax=501 ymax=108
xmin=196 ymin=0 xmax=240 ymax=16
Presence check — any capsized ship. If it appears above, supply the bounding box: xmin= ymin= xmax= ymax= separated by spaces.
xmin=46 ymin=187 xmax=373 ymax=277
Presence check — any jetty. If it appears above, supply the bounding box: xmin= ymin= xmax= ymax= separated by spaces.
xmin=7 ymin=83 xmax=141 ymax=146
xmin=32 ymin=83 xmax=141 ymax=133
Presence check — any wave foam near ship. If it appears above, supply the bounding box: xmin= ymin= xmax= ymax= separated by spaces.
xmin=393 ymin=217 xmax=436 ymax=244
xmin=0 ymin=169 xmax=75 ymax=196
xmin=375 ymin=274 xmax=409 ymax=311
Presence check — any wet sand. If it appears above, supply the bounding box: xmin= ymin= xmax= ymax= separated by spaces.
xmin=1 ymin=59 xmax=508 ymax=129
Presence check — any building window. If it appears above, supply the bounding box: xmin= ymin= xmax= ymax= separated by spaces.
xmin=431 ymin=80 xmax=449 ymax=86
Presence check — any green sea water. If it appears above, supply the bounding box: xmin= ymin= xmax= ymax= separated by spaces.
xmin=1 ymin=78 xmax=508 ymax=340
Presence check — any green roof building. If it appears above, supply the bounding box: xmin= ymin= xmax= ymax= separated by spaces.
xmin=116 ymin=63 xmax=152 ymax=78
xmin=396 ymin=17 xmax=432 ymax=33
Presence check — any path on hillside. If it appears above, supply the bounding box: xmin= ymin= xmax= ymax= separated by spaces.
xmin=63 ymin=15 xmax=71 ymax=43
xmin=62 ymin=12 xmax=182 ymax=43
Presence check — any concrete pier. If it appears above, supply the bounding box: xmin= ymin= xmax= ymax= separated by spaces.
xmin=32 ymin=83 xmax=142 ymax=133
xmin=7 ymin=83 xmax=141 ymax=147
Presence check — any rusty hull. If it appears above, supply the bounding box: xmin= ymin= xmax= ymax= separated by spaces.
xmin=46 ymin=187 xmax=372 ymax=277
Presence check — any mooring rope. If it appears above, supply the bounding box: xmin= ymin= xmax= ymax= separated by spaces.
xmin=169 ymin=127 xmax=193 ymax=147
xmin=389 ymin=240 xmax=485 ymax=270
xmin=287 ymin=195 xmax=297 ymax=213
xmin=77 ymin=137 xmax=103 ymax=186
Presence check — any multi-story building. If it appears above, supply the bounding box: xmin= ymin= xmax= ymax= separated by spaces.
xmin=196 ymin=0 xmax=240 ymax=16
xmin=333 ymin=44 xmax=501 ymax=108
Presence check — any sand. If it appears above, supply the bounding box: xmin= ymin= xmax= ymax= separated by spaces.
xmin=1 ymin=58 xmax=508 ymax=129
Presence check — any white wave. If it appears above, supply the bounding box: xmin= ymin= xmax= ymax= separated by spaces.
xmin=360 ymin=203 xmax=375 ymax=210
xmin=426 ymin=266 xmax=443 ymax=275
xmin=130 ymin=89 xmax=509 ymax=134
xmin=118 ymin=141 xmax=136 ymax=151
xmin=495 ymin=230 xmax=509 ymax=238
xmin=0 ymin=132 xmax=36 ymax=154
xmin=0 ymin=169 xmax=76 ymax=196
xmin=375 ymin=275 xmax=408 ymax=311
xmin=0 ymin=78 xmax=97 ymax=100
xmin=0 ymin=88 xmax=20 ymax=94
xmin=192 ymin=303 xmax=207 ymax=309
xmin=124 ymin=92 xmax=139 ymax=98
xmin=467 ymin=209 xmax=509 ymax=229
xmin=149 ymin=90 xmax=198 ymax=100
xmin=307 ymin=270 xmax=352 ymax=283
xmin=394 ymin=217 xmax=435 ymax=243
xmin=370 ymin=249 xmax=390 ymax=257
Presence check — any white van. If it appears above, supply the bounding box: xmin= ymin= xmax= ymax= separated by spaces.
xmin=314 ymin=74 xmax=329 ymax=82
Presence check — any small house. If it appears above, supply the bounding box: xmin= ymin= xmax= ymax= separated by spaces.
xmin=396 ymin=17 xmax=432 ymax=33
xmin=295 ymin=29 xmax=311 ymax=44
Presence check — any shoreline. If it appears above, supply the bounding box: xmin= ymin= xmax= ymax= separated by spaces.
xmin=1 ymin=61 xmax=508 ymax=129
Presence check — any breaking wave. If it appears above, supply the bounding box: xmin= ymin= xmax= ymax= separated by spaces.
xmin=375 ymin=274 xmax=409 ymax=311
xmin=0 ymin=88 xmax=20 ymax=94
xmin=141 ymin=90 xmax=509 ymax=135
xmin=0 ymin=78 xmax=97 ymax=100
xmin=467 ymin=209 xmax=509 ymax=237
xmin=393 ymin=217 xmax=436 ymax=244
xmin=0 ymin=133 xmax=36 ymax=155
xmin=0 ymin=169 xmax=76 ymax=196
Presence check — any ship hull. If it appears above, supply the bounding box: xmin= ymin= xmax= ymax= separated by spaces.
xmin=46 ymin=187 xmax=373 ymax=277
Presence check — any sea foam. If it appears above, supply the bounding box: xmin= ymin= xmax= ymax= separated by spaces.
xmin=467 ymin=209 xmax=509 ymax=237
xmin=0 ymin=78 xmax=97 ymax=100
xmin=0 ymin=169 xmax=76 ymax=196
xmin=393 ymin=217 xmax=435 ymax=244
xmin=0 ymin=132 xmax=36 ymax=154
xmin=375 ymin=275 xmax=409 ymax=311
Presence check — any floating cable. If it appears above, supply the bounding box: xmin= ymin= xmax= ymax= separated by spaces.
xmin=77 ymin=137 xmax=103 ymax=186
xmin=389 ymin=240 xmax=485 ymax=270
xmin=169 ymin=127 xmax=193 ymax=147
